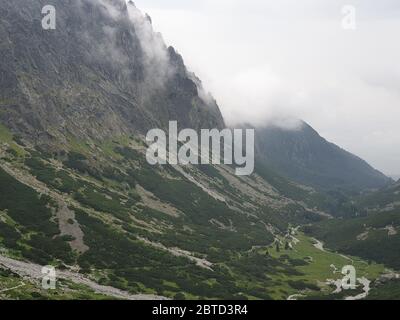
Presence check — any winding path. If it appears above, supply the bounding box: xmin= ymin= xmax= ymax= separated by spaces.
xmin=0 ymin=254 xmax=167 ymax=300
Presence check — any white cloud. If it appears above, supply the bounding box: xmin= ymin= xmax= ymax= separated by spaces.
xmin=132 ymin=0 xmax=400 ymax=175
xmin=127 ymin=3 xmax=174 ymax=90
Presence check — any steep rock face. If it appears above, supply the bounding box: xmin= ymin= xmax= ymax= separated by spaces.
xmin=253 ymin=121 xmax=391 ymax=191
xmin=0 ymin=0 xmax=224 ymax=146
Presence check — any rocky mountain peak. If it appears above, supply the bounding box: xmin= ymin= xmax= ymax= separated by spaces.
xmin=0 ymin=0 xmax=224 ymax=147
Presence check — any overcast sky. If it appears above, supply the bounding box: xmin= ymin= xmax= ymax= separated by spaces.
xmin=132 ymin=0 xmax=400 ymax=176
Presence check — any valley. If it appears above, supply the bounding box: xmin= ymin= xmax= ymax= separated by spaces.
xmin=0 ymin=125 xmax=398 ymax=300
xmin=0 ymin=0 xmax=399 ymax=301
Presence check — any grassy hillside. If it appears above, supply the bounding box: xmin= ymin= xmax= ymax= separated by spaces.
xmin=304 ymin=210 xmax=400 ymax=269
xmin=0 ymin=126 xmax=391 ymax=300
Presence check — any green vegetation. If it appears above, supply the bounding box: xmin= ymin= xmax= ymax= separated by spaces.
xmin=265 ymin=232 xmax=384 ymax=299
xmin=255 ymin=160 xmax=360 ymax=218
xmin=0 ymin=124 xmax=13 ymax=142
xmin=367 ymin=279 xmax=400 ymax=300
xmin=0 ymin=167 xmax=74 ymax=265
xmin=0 ymin=124 xmax=26 ymax=156
xmin=304 ymin=211 xmax=400 ymax=269
xmin=25 ymin=156 xmax=83 ymax=194
xmin=0 ymin=137 xmax=395 ymax=300
xmin=0 ymin=168 xmax=57 ymax=235
xmin=0 ymin=269 xmax=113 ymax=300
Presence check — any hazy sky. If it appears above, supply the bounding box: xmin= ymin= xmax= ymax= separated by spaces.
xmin=132 ymin=0 xmax=400 ymax=176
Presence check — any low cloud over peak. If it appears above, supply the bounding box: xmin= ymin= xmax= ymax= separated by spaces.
xmin=133 ymin=0 xmax=400 ymax=175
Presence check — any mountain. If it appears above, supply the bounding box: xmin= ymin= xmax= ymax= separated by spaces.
xmin=0 ymin=0 xmax=398 ymax=300
xmin=358 ymin=179 xmax=400 ymax=211
xmin=0 ymin=0 xmax=224 ymax=148
xmin=0 ymin=0 xmax=322 ymax=300
xmin=253 ymin=121 xmax=391 ymax=191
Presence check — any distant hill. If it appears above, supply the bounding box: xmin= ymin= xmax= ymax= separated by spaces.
xmin=305 ymin=179 xmax=400 ymax=269
xmin=253 ymin=121 xmax=391 ymax=191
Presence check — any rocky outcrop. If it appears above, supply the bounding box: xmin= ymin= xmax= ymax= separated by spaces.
xmin=0 ymin=0 xmax=224 ymax=147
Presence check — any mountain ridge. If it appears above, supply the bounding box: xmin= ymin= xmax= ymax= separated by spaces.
xmin=0 ymin=0 xmax=224 ymax=148
xmin=251 ymin=120 xmax=391 ymax=191
xmin=0 ymin=0 xmax=389 ymax=194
